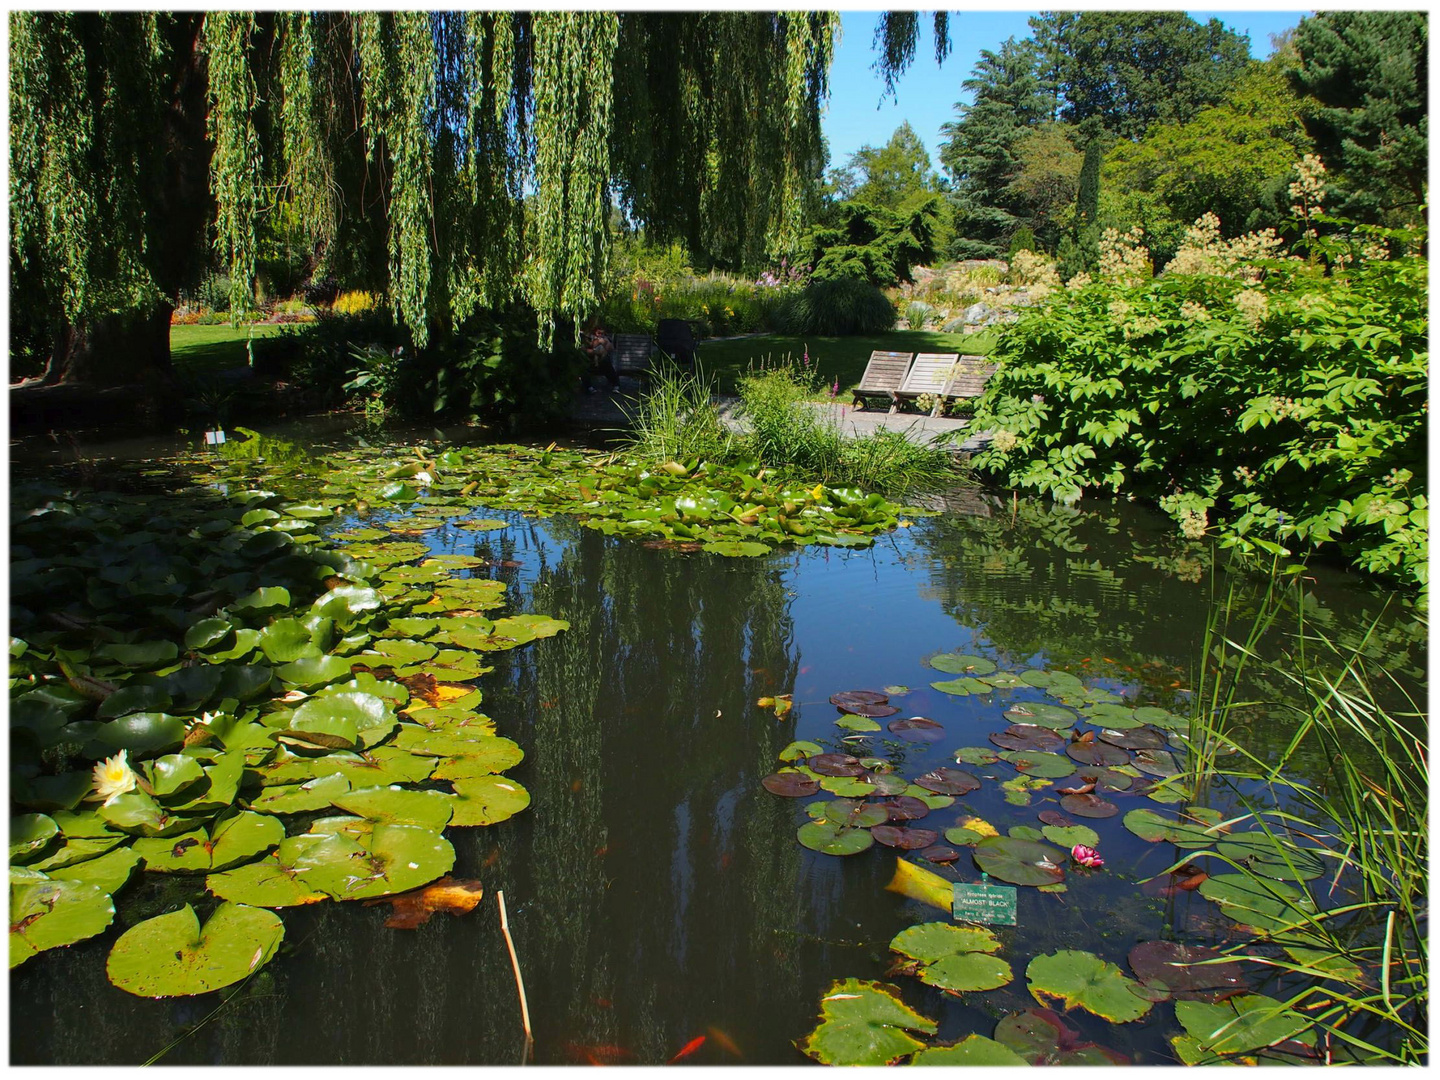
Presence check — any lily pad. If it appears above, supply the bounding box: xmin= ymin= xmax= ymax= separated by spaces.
xmin=1098 ymin=726 xmax=1166 ymax=750
xmin=48 ymin=846 xmax=142 ymax=894
xmin=798 ymin=979 xmax=937 ymax=1066
xmin=1026 ymin=949 xmax=1155 ymax=1022
xmin=835 ymin=715 xmax=882 ymax=732
xmin=890 ymin=922 xmax=1002 ymax=963
xmin=912 ymin=768 xmax=979 ymax=796
xmin=446 ymin=776 xmax=531 ymax=826
xmin=871 ymin=826 xmax=939 ymax=850
xmin=989 ymin=725 xmax=1064 ymax=752
xmin=778 ymin=740 xmax=823 ymax=762
xmin=808 ymin=753 xmax=866 ymax=777
xmin=920 ymin=951 xmax=1014 ymax=994
xmin=927 ymin=653 xmax=996 ymax=676
xmin=1173 ymin=994 xmax=1313 ymax=1062
xmin=929 ymin=677 xmax=991 ymax=696
xmin=1128 ymin=941 xmax=1245 ymax=999
xmin=1215 ymin=833 xmax=1328 ymax=882
xmin=1197 ymin=874 xmax=1318 ymax=938
xmin=913 ymin=1036 xmax=1026 ymax=1066
xmin=11 ymin=814 xmax=60 ymax=864
xmin=943 ymin=827 xmax=985 ymax=846
xmin=953 ymin=746 xmax=1000 ymax=766
xmin=861 ymin=773 xmax=909 ymax=796
xmin=1060 ymin=793 xmax=1119 ymax=819
xmin=993 ymin=1008 xmax=1130 ymax=1066
xmin=879 ymin=796 xmax=931 ymax=822
xmin=205 ymin=835 xmax=332 ymax=907
xmin=835 ymin=701 xmax=899 ymax=719
xmin=1002 ymin=703 xmax=1077 ymax=730
xmin=106 ymin=903 xmax=283 ymax=997
xmin=1123 ymin=807 xmax=1224 ymax=848
xmin=1065 ymin=741 xmax=1131 ymax=766
xmin=1041 ymin=824 xmax=1099 ymax=849
xmin=887 ymin=716 xmax=945 ymax=742
xmin=762 ymin=772 xmax=821 ymax=798
xmin=1132 ymin=748 xmax=1180 ymax=777
xmin=797 ymin=821 xmax=874 ymax=856
xmin=9 ymin=875 xmax=115 ymax=969
xmin=829 ymin=690 xmax=889 ymax=709
xmin=811 ymin=800 xmax=889 ymax=828
xmin=250 ymin=772 xmax=353 ymax=814
xmin=998 ymin=751 xmax=1076 ymax=779
xmin=972 ymin=835 xmax=1065 ymax=887
xmin=333 ymin=786 xmax=455 ymax=831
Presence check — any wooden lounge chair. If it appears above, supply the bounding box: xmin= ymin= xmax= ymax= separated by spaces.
xmin=895 ymin=352 xmax=961 ymax=415
xmin=850 ymin=350 xmax=915 ymax=412
xmin=612 ymin=333 xmax=655 ymax=382
xmin=896 ymin=353 xmax=997 ymax=415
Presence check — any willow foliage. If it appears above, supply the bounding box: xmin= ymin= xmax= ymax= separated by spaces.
xmin=12 ymin=11 xmax=946 ymax=351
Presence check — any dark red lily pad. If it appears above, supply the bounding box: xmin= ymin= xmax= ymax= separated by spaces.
xmin=1098 ymin=726 xmax=1165 ymax=750
xmin=1065 ymin=742 xmax=1131 ymax=766
xmin=1037 ymin=810 xmax=1074 ymax=828
xmin=761 ymin=772 xmax=820 ymax=797
xmin=1128 ymin=941 xmax=1246 ymax=1000
xmin=888 ymin=716 xmax=945 ymax=742
xmin=913 ymin=767 xmax=981 ymax=796
xmin=990 ymin=725 xmax=1065 ymax=752
xmin=994 ymin=1008 xmax=1131 ymax=1066
xmin=872 ymin=826 xmax=940 ymax=850
xmin=829 ymin=690 xmax=889 ymax=708
xmin=1075 ymin=767 xmax=1134 ymax=793
xmin=837 ymin=702 xmax=900 ymax=719
xmin=879 ymin=796 xmax=931 ymax=821
xmin=917 ymin=845 xmax=960 ymax=864
xmin=1060 ymin=793 xmax=1120 ymax=819
xmin=808 ymin=754 xmax=867 ymax=777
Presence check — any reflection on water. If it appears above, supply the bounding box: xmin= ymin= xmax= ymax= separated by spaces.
xmin=9 ymin=461 xmax=1425 ymax=1065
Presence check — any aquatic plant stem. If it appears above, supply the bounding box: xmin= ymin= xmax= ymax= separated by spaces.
xmin=497 ymin=890 xmax=533 ymax=1064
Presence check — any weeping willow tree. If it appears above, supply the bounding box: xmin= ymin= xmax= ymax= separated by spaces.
xmin=10 ymin=10 xmax=949 ymax=394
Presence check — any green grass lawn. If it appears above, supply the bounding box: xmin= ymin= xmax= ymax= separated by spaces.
xmin=170 ymin=322 xmax=289 ymax=379
xmin=692 ymin=329 xmax=998 ymax=396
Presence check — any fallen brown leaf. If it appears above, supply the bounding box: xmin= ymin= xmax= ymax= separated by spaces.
xmin=364 ymin=876 xmax=485 ymax=930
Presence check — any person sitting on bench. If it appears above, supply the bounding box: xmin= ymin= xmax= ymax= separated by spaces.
xmin=583 ymin=324 xmax=619 ymax=393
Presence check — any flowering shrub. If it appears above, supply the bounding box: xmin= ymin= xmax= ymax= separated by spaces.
xmin=332 ymin=290 xmax=380 ymax=316
xmin=970 ymin=216 xmax=1427 ymax=592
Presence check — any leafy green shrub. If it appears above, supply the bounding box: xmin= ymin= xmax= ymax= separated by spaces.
xmin=198 ymin=273 xmax=235 ymax=314
xmin=970 ymin=234 xmax=1427 ymax=591
xmin=803 ymin=198 xmax=941 ymax=286
xmin=775 ymin=277 xmax=897 ymax=336
xmin=623 ymin=362 xmax=735 ymax=463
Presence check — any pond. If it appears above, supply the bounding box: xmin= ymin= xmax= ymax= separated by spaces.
xmin=9 ymin=424 xmax=1425 ymax=1065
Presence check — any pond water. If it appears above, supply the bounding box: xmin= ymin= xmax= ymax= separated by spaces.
xmin=9 ymin=426 xmax=1425 ymax=1065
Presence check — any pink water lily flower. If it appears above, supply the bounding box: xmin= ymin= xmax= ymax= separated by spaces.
xmin=1071 ymin=844 xmax=1104 ymax=868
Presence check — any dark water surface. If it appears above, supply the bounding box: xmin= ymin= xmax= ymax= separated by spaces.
xmin=9 ymin=431 xmax=1425 ymax=1065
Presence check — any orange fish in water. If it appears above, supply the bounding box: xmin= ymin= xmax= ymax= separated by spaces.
xmin=571 ymin=779 xmax=583 ymax=792
xmin=567 ymin=1043 xmax=634 ymax=1065
xmin=481 ymin=847 xmax=500 ymax=869
xmin=706 ymin=1027 xmax=742 ymax=1058
xmin=799 ymin=665 xmax=811 ymax=675
xmin=594 ymin=845 xmax=610 ymax=858
xmin=668 ymin=1035 xmax=706 ymax=1064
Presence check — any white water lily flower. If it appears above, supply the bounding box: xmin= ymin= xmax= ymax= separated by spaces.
xmin=414 ymin=471 xmax=434 ymax=487
xmin=92 ymin=750 xmax=138 ymax=805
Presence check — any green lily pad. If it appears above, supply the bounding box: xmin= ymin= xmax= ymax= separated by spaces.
xmin=921 ymin=951 xmax=1014 ymax=993
xmin=1215 ymin=833 xmax=1328 ymax=881
xmin=913 ymin=1035 xmax=1027 ymax=1066
xmin=943 ymin=827 xmax=985 ymax=846
xmin=812 ymin=800 xmax=889 ymax=829
xmin=83 ymin=713 xmax=188 ymax=758
xmin=1123 ymin=807 xmax=1224 ymax=848
xmin=929 ymin=677 xmax=992 ymax=696
xmin=9 ymin=875 xmax=115 ymax=969
xmin=145 ymin=754 xmax=206 ymax=798
xmin=93 ymin=640 xmax=180 ymax=668
xmin=797 ymin=978 xmax=937 ymax=1065
xmin=954 ymin=746 xmax=1000 ymax=766
xmin=972 ymin=835 xmax=1065 ymax=886
xmin=333 ymin=786 xmax=455 ymax=831
xmin=48 ymin=846 xmax=142 ymax=894
xmin=1132 ymin=748 xmax=1181 ymax=777
xmin=455 ymin=518 xmax=509 ymax=531
xmin=928 ymin=653 xmax=996 ymax=676
xmin=1002 ymin=703 xmax=1077 ymax=730
xmin=134 ymin=811 xmax=285 ymax=874
xmin=106 ymin=902 xmax=284 ymax=997
xmin=835 ymin=715 xmax=882 ymax=732
xmin=889 ymin=922 xmax=1001 ymax=962
xmin=1198 ymin=874 xmax=1319 ymax=938
xmin=205 ymin=834 xmax=332 ymax=907
xmin=797 ymin=821 xmax=875 ymax=856
xmin=701 ymin=540 xmax=771 ymax=557
xmin=1041 ymin=824 xmax=1099 ymax=849
xmin=1026 ymin=949 xmax=1156 ymax=1022
xmin=998 ymin=750 xmax=1076 ymax=778
xmin=298 ymin=822 xmax=455 ymax=900
xmin=11 ymin=814 xmax=60 ymax=864
xmin=820 ymin=775 xmax=878 ymax=797
xmin=14 ymin=772 xmax=96 ymax=813
xmin=980 ymin=671 xmax=1025 ymax=689
xmin=184 ymin=618 xmax=235 ymax=651
xmin=993 ymin=1008 xmax=1131 ymax=1065
xmin=250 ymin=772 xmax=353 ymax=814
xmin=275 ymin=655 xmax=357 ymax=689
xmin=446 ymin=776 xmax=531 ymax=826
xmin=328 ymin=747 xmax=440 ymax=787
xmin=96 ymin=684 xmax=174 ymax=720
xmin=1173 ymin=994 xmax=1313 ymax=1061
xmin=778 ymin=740 xmax=823 ymax=762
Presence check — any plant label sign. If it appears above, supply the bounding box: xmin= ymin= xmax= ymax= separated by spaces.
xmin=204 ymin=429 xmax=227 ymax=446
xmin=952 ymin=880 xmax=1017 ymax=925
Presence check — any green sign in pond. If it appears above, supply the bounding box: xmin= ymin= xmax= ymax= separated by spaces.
xmin=951 ymin=878 xmax=1017 ymax=925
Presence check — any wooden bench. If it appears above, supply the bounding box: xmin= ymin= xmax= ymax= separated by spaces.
xmin=850 ymin=350 xmax=915 ymax=412
xmin=946 ymin=355 xmax=997 ymax=412
xmin=612 ymin=333 xmax=655 ymax=382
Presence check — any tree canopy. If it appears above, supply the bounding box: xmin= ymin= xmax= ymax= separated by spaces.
xmin=826 ymin=122 xmax=941 ymax=213
xmin=11 ymin=10 xmax=952 ymax=388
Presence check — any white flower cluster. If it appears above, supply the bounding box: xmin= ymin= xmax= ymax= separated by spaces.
xmin=1179 ymin=300 xmax=1210 ymax=322
xmin=1009 ymin=249 xmax=1062 ymax=297
xmin=1065 ymin=271 xmax=1092 ymax=291
xmin=1232 ymin=465 xmax=1257 ymax=486
xmin=1178 ymin=508 xmax=1208 ymax=540
xmin=1163 ymin=213 xmax=1284 ymax=283
xmin=1289 ymin=154 xmax=1328 ymax=218
xmin=1234 ymin=289 xmax=1269 ymax=328
xmin=1098 ymin=226 xmax=1150 ymax=285
xmin=914 ymin=392 xmax=943 ymax=415
xmin=990 ymin=429 xmax=1019 ymax=452
xmin=1269 ymin=395 xmax=1305 ymax=420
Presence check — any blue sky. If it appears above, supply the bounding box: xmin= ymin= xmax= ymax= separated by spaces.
xmin=821 ymin=10 xmax=1309 ymax=175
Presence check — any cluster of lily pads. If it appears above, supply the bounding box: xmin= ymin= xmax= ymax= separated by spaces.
xmin=760 ymin=649 xmax=1340 ymax=1065
xmin=10 ymin=455 xmax=563 ymax=995
xmin=375 ymin=443 xmax=918 ymax=557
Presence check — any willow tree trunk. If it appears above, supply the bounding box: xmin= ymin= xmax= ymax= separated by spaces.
xmin=34 ymin=306 xmax=177 ymax=388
